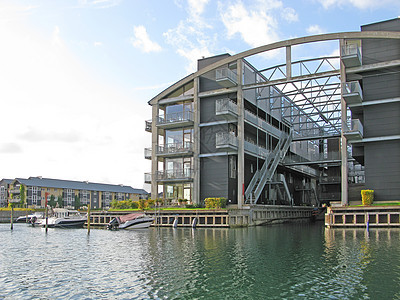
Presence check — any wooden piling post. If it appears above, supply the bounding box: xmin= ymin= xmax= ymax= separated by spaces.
xmin=10 ymin=204 xmax=14 ymax=230
xmin=87 ymin=204 xmax=91 ymax=234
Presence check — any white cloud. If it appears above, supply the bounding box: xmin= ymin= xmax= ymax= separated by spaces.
xmin=219 ymin=1 xmax=280 ymax=48
xmin=94 ymin=41 xmax=103 ymax=47
xmin=0 ymin=17 xmax=150 ymax=188
xmin=318 ymin=0 xmax=400 ymax=9
xmin=164 ymin=0 xmax=215 ymax=73
xmin=307 ymin=24 xmax=325 ymax=35
xmin=131 ymin=25 xmax=162 ymax=53
xmin=188 ymin=0 xmax=209 ymax=16
xmin=0 ymin=143 xmax=23 ymax=154
xmin=281 ymin=7 xmax=298 ymax=23
xmin=78 ymin=0 xmax=121 ymax=9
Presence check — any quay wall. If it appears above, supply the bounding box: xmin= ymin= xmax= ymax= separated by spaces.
xmin=325 ymin=206 xmax=400 ymax=228
xmin=0 ymin=210 xmax=31 ymax=223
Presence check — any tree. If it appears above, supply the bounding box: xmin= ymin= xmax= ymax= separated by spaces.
xmin=74 ymin=195 xmax=81 ymax=210
xmin=57 ymin=196 xmax=64 ymax=208
xmin=19 ymin=185 xmax=26 ymax=207
xmin=49 ymin=195 xmax=56 ymax=208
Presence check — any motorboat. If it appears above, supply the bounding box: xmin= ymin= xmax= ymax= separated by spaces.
xmin=38 ymin=208 xmax=87 ymax=228
xmin=107 ymin=213 xmax=154 ymax=230
xmin=16 ymin=212 xmax=44 ymax=223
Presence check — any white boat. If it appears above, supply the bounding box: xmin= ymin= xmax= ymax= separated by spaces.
xmin=107 ymin=213 xmax=154 ymax=230
xmin=16 ymin=212 xmax=44 ymax=223
xmin=38 ymin=208 xmax=87 ymax=228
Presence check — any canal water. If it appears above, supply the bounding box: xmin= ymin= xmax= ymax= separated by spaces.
xmin=1 ymin=223 xmax=399 ymax=299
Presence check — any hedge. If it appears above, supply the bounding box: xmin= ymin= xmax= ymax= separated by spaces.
xmin=204 ymin=197 xmax=227 ymax=209
xmin=361 ymin=190 xmax=374 ymax=206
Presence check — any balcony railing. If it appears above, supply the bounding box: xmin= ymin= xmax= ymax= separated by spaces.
xmin=342 ymin=81 xmax=363 ymax=105
xmin=216 ymin=98 xmax=238 ymax=118
xmin=144 ymin=173 xmax=152 ymax=184
xmin=341 ymin=42 xmax=362 ymax=67
xmin=9 ymin=189 xmax=21 ymax=194
xmin=145 ymin=120 xmax=152 ymax=132
xmin=216 ymin=132 xmax=238 ymax=150
xmin=343 ymin=119 xmax=363 ymax=141
xmin=319 ymin=176 xmax=341 ymax=184
xmin=157 ymin=111 xmax=194 ymax=128
xmin=216 ymin=68 xmax=237 ymax=87
xmin=156 ymin=169 xmax=193 ymax=181
xmin=244 ymin=140 xmax=269 ymax=158
xmin=157 ymin=142 xmax=193 ymax=156
xmin=144 ymin=148 xmax=152 ymax=160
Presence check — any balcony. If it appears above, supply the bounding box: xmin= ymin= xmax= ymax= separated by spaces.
xmin=342 ymin=81 xmax=363 ymax=105
xmin=156 ymin=169 xmax=193 ymax=182
xmin=319 ymin=176 xmax=341 ymax=185
xmin=244 ymin=140 xmax=269 ymax=158
xmin=341 ymin=42 xmax=361 ymax=67
xmin=9 ymin=189 xmax=20 ymax=194
xmin=244 ymin=110 xmax=281 ymax=137
xmin=216 ymin=98 xmax=238 ymax=120
xmin=157 ymin=142 xmax=194 ymax=157
xmin=215 ymin=132 xmax=238 ymax=151
xmin=344 ymin=119 xmax=363 ymax=141
xmin=144 ymin=148 xmax=152 ymax=160
xmin=144 ymin=173 xmax=152 ymax=184
xmin=216 ymin=68 xmax=237 ymax=87
xmin=145 ymin=120 xmax=152 ymax=132
xmin=157 ymin=111 xmax=194 ymax=129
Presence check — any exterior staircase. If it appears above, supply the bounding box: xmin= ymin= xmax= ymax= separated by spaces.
xmin=245 ymin=129 xmax=293 ymax=204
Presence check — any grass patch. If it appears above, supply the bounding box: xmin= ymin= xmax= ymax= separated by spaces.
xmin=353 ymin=202 xmax=400 ymax=207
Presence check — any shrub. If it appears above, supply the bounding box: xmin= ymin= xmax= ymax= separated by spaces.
xmin=147 ymin=199 xmax=155 ymax=208
xmin=138 ymin=199 xmax=147 ymax=210
xmin=361 ymin=190 xmax=374 ymax=206
xmin=204 ymin=197 xmax=227 ymax=209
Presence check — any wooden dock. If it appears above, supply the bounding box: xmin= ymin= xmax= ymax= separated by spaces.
xmin=325 ymin=206 xmax=400 ymax=228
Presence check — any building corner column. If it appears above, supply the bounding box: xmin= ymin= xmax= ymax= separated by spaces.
xmin=151 ymin=104 xmax=158 ymax=200
xmin=193 ymin=76 xmax=201 ymax=205
xmin=237 ymin=59 xmax=244 ymax=209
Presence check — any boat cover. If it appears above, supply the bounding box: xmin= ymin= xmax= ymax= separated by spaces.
xmin=119 ymin=213 xmax=144 ymax=223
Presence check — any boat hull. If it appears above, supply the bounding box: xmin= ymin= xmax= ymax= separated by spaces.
xmin=119 ymin=218 xmax=154 ymax=230
xmin=39 ymin=218 xmax=86 ymax=228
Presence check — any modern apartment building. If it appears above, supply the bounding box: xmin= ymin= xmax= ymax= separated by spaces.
xmin=145 ymin=18 xmax=400 ymax=207
xmin=5 ymin=177 xmax=148 ymax=209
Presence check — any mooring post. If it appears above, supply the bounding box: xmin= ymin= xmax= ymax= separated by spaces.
xmin=10 ymin=204 xmax=14 ymax=230
xmin=87 ymin=204 xmax=91 ymax=234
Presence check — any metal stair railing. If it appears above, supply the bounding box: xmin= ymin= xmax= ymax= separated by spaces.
xmin=253 ymin=129 xmax=293 ymax=204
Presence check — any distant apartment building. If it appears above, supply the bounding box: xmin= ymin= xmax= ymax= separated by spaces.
xmin=4 ymin=176 xmax=148 ymax=209
xmin=0 ymin=179 xmax=13 ymax=207
xmin=145 ymin=18 xmax=400 ymax=207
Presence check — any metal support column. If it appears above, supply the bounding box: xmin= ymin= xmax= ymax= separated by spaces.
xmin=340 ymin=39 xmax=348 ymax=206
xmin=286 ymin=45 xmax=292 ymax=80
xmin=237 ymin=59 xmax=244 ymax=209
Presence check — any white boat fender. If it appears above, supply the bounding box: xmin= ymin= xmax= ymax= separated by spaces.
xmin=173 ymin=217 xmax=178 ymax=228
xmin=192 ymin=217 xmax=198 ymax=228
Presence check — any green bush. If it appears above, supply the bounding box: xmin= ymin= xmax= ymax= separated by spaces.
xmin=204 ymin=197 xmax=227 ymax=209
xmin=361 ymin=190 xmax=374 ymax=206
xmin=111 ymin=199 xmax=139 ymax=209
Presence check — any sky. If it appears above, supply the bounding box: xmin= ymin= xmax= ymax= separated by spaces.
xmin=0 ymin=0 xmax=399 ymax=190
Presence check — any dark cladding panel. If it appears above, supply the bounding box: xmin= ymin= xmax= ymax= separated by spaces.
xmin=362 ymin=18 xmax=400 ymax=65
xmin=197 ymin=54 xmax=231 ymax=71
xmin=364 ymin=141 xmax=400 ymax=200
xmin=363 ymin=103 xmax=400 ymax=137
xmin=362 ymin=73 xmax=400 ymax=102
xmin=200 ymin=156 xmax=229 ymax=201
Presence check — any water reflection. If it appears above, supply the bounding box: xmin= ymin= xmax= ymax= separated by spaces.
xmin=0 ymin=224 xmax=399 ymax=299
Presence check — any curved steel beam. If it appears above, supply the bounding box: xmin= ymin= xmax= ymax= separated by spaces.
xmin=149 ymin=31 xmax=400 ymax=104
